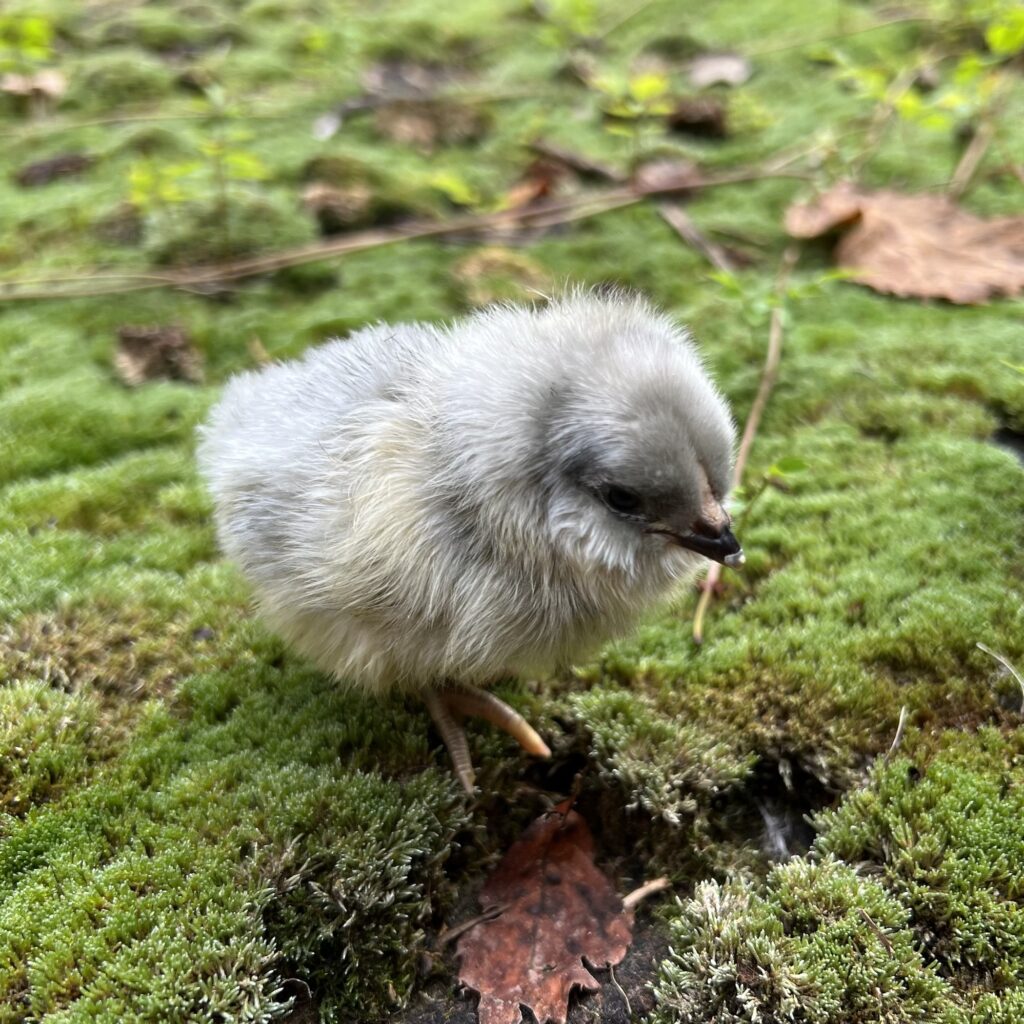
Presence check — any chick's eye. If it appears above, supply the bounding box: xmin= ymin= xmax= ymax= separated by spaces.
xmin=601 ymin=485 xmax=642 ymax=516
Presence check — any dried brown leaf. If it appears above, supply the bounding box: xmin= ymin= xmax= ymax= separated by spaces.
xmin=114 ymin=325 xmax=203 ymax=386
xmin=785 ymin=182 xmax=1024 ymax=304
xmin=665 ymin=96 xmax=728 ymax=137
xmin=1 ymin=69 xmax=66 ymax=99
xmin=457 ymin=801 xmax=633 ymax=1024
xmin=15 ymin=152 xmax=93 ymax=188
xmin=374 ymin=99 xmax=488 ymax=151
xmin=631 ymin=158 xmax=703 ymax=196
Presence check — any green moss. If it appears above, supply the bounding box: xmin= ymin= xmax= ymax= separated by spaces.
xmin=655 ymin=857 xmax=958 ymax=1023
xmin=0 ymin=683 xmax=102 ymax=816
xmin=1 ymin=0 xmax=1023 ymax=1017
xmin=71 ymin=52 xmax=175 ymax=110
xmin=815 ymin=729 xmax=1024 ymax=989
xmin=144 ymin=195 xmax=317 ymax=267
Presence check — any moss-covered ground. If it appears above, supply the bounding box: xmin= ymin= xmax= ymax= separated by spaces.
xmin=1 ymin=0 xmax=1022 ymax=1021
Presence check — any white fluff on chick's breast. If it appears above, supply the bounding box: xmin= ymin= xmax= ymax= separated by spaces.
xmin=198 ymin=291 xmax=743 ymax=791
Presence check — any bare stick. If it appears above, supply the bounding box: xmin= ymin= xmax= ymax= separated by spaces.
xmin=0 ymin=165 xmax=809 ymax=303
xmin=657 ymin=202 xmax=737 ymax=273
xmin=607 ymin=962 xmax=632 ymax=1020
xmin=436 ymin=903 xmax=508 ymax=947
xmin=948 ymin=120 xmax=996 ymax=200
xmin=858 ymin=908 xmax=895 ymax=955
xmin=977 ymin=642 xmax=1024 ymax=714
xmin=692 ymin=244 xmax=799 ymax=644
xmin=623 ymin=876 xmax=671 ymax=910
xmin=883 ymin=705 xmax=910 ymax=764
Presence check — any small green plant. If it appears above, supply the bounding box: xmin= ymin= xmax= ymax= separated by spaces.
xmin=0 ymin=13 xmax=53 ymax=72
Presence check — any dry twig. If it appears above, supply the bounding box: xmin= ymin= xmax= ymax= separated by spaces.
xmin=0 ymin=164 xmax=809 ymax=303
xmin=657 ymin=202 xmax=737 ymax=273
xmin=622 ymin=876 xmax=671 ymax=910
xmin=977 ymin=642 xmax=1024 ymax=713
xmin=692 ymin=244 xmax=799 ymax=644
xmin=858 ymin=908 xmax=895 ymax=955
xmin=883 ymin=705 xmax=910 ymax=764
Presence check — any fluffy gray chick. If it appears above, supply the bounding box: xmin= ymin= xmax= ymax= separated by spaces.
xmin=198 ymin=291 xmax=742 ymax=791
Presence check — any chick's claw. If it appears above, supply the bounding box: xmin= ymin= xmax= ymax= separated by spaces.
xmin=425 ymin=685 xmax=551 ymax=794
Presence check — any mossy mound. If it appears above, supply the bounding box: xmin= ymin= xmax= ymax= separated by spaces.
xmin=653 ymin=731 xmax=1024 ymax=1023
xmin=1 ymin=0 xmax=1022 ymax=1019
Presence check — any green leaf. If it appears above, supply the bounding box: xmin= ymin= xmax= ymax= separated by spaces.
xmin=769 ymin=456 xmax=810 ymax=476
xmin=986 ymin=9 xmax=1024 ymax=57
xmin=429 ymin=171 xmax=480 ymax=207
xmin=628 ymin=72 xmax=670 ymax=103
xmin=223 ymin=151 xmax=269 ymax=181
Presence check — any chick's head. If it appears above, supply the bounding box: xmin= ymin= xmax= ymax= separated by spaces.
xmin=531 ymin=295 xmax=742 ymax=575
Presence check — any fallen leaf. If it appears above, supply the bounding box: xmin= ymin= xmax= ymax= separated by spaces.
xmin=374 ymin=99 xmax=488 ymax=151
xmin=499 ymin=157 xmax=571 ymax=212
xmin=15 ymin=152 xmax=93 ymax=187
xmin=631 ymin=157 xmax=703 ymax=196
xmin=301 ymin=181 xmax=375 ymax=235
xmin=457 ymin=801 xmax=633 ymax=1024
xmin=528 ymin=140 xmax=622 ymax=183
xmin=1 ymin=69 xmax=66 ymax=99
xmin=687 ymin=52 xmax=752 ymax=89
xmin=452 ymin=246 xmax=549 ymax=306
xmin=115 ymin=325 xmax=203 ymax=386
xmin=665 ymin=96 xmax=728 ymax=137
xmin=785 ymin=181 xmax=1024 ymax=304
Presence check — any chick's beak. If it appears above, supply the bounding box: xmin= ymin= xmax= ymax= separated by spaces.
xmin=650 ymin=488 xmax=745 ymax=568
xmin=672 ymin=524 xmax=745 ymax=568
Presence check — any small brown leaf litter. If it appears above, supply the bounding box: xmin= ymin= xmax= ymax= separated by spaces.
xmin=114 ymin=324 xmax=203 ymax=386
xmin=15 ymin=152 xmax=94 ymax=188
xmin=687 ymin=52 xmax=752 ymax=89
xmin=631 ymin=158 xmax=703 ymax=197
xmin=785 ymin=181 xmax=1024 ymax=304
xmin=374 ymin=99 xmax=489 ymax=152
xmin=665 ymin=96 xmax=728 ymax=138
xmin=1 ymin=69 xmax=66 ymax=100
xmin=457 ymin=801 xmax=633 ymax=1024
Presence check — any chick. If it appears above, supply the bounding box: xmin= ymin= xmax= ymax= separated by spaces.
xmin=198 ymin=291 xmax=742 ymax=792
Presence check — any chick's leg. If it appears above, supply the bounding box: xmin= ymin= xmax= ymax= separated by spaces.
xmin=424 ymin=685 xmax=552 ymax=794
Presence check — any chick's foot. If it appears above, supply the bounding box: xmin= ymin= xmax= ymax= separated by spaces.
xmin=424 ymin=685 xmax=551 ymax=793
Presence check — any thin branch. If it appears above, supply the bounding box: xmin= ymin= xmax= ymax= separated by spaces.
xmin=435 ymin=903 xmax=509 ymax=948
xmin=0 ymin=88 xmax=552 ymax=142
xmin=693 ymin=244 xmax=799 ymax=644
xmin=622 ymin=876 xmax=671 ymax=910
xmin=947 ymin=78 xmax=1011 ymax=200
xmin=657 ymin=202 xmax=737 ymax=273
xmin=858 ymin=908 xmax=895 ymax=955
xmin=0 ymin=164 xmax=809 ymax=303
xmin=883 ymin=705 xmax=910 ymax=764
xmin=531 ymin=139 xmax=739 ymax=272
xmin=607 ymin=962 xmax=632 ymax=1020
xmin=948 ymin=120 xmax=997 ymax=200
xmin=977 ymin=642 xmax=1024 ymax=714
